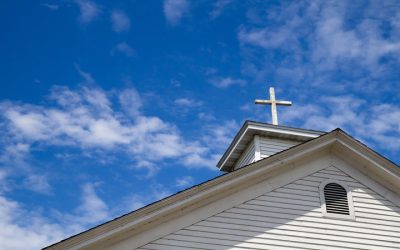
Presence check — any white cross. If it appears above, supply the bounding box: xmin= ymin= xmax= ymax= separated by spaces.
xmin=255 ymin=87 xmax=292 ymax=125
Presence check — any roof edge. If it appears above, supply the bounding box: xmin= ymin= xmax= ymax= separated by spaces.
xmin=217 ymin=120 xmax=326 ymax=171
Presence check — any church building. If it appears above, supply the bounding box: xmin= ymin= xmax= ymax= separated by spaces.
xmin=45 ymin=88 xmax=400 ymax=250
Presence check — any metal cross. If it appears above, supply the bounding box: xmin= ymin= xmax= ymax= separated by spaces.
xmin=255 ymin=87 xmax=292 ymax=125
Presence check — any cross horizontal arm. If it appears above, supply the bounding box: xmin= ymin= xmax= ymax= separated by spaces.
xmin=255 ymin=100 xmax=292 ymax=106
xmin=275 ymin=101 xmax=292 ymax=106
xmin=255 ymin=99 xmax=271 ymax=104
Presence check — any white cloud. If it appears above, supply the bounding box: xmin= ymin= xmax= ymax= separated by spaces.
xmin=75 ymin=65 xmax=95 ymax=84
xmin=312 ymin=8 xmax=400 ymax=71
xmin=237 ymin=1 xmax=400 ymax=85
xmin=41 ymin=3 xmax=59 ymax=10
xmin=117 ymin=183 xmax=172 ymax=215
xmin=131 ymin=160 xmax=159 ymax=179
xmin=0 ymin=182 xmax=110 ymax=250
xmin=118 ymin=88 xmax=142 ymax=117
xmin=119 ymin=194 xmax=146 ymax=212
xmin=197 ymin=112 xmax=215 ymax=121
xmin=210 ymin=0 xmax=232 ymax=19
xmin=0 ymin=86 xmax=217 ymax=169
xmin=74 ymin=0 xmax=101 ymax=24
xmin=175 ymin=176 xmax=193 ymax=188
xmin=0 ymin=142 xmax=52 ymax=195
xmin=111 ymin=42 xmax=135 ymax=57
xmin=182 ymin=153 xmax=221 ymax=170
xmin=23 ymin=174 xmax=52 ymax=194
xmin=75 ymin=183 xmax=109 ymax=225
xmin=111 ymin=10 xmax=131 ymax=32
xmin=0 ymin=195 xmax=67 ymax=250
xmin=163 ymin=0 xmax=189 ymax=25
xmin=280 ymin=95 xmax=400 ymax=151
xmin=174 ymin=98 xmax=203 ymax=107
xmin=201 ymin=120 xmax=238 ymax=150
xmin=209 ymin=77 xmax=246 ymax=88
xmin=238 ymin=26 xmax=292 ymax=49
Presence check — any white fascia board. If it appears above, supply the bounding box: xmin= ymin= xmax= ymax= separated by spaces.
xmin=247 ymin=123 xmax=323 ymax=138
xmin=218 ymin=126 xmax=250 ymax=171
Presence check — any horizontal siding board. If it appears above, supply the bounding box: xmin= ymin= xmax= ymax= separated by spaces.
xmin=155 ymin=236 xmax=312 ymax=250
xmin=174 ymin=229 xmax=380 ymax=250
xmin=220 ymin=209 xmax=400 ymax=231
xmin=254 ymin=195 xmax=321 ymax=207
xmin=319 ymin=169 xmax=348 ymax=176
xmin=258 ymin=137 xmax=298 ymax=160
xmin=239 ymin=203 xmax=321 ymax=213
xmin=208 ymin=215 xmax=400 ymax=238
xmin=139 ymin=244 xmax=204 ymax=250
xmin=258 ymin=191 xmax=321 ymax=203
xmin=353 ymin=197 xmax=398 ymax=208
xmin=302 ymin=176 xmax=364 ymax=188
xmin=196 ymin=221 xmax=400 ymax=244
xmin=354 ymin=203 xmax=400 ymax=213
xmin=163 ymin=233 xmax=355 ymax=250
xmin=284 ymin=183 xmax=319 ymax=192
xmin=246 ymin=199 xmax=319 ymax=211
xmin=184 ymin=225 xmax=400 ymax=249
xmin=235 ymin=140 xmax=255 ymax=169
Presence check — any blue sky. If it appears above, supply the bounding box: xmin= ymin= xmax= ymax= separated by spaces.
xmin=1 ymin=0 xmax=400 ymax=249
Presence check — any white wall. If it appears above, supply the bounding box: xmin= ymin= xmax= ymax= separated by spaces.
xmin=259 ymin=137 xmax=298 ymax=159
xmin=138 ymin=166 xmax=400 ymax=250
xmin=234 ymin=140 xmax=255 ymax=169
xmin=234 ymin=136 xmax=299 ymax=170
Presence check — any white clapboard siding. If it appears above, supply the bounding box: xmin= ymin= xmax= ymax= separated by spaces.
xmin=234 ymin=136 xmax=301 ymax=170
xmin=139 ymin=167 xmax=400 ymax=250
xmin=234 ymin=140 xmax=255 ymax=169
xmin=259 ymin=137 xmax=298 ymax=158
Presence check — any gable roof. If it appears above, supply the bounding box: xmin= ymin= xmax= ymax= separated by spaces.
xmin=44 ymin=128 xmax=400 ymax=250
xmin=217 ymin=120 xmax=325 ymax=172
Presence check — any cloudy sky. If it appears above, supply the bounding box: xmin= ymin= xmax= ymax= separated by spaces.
xmin=1 ymin=0 xmax=400 ymax=249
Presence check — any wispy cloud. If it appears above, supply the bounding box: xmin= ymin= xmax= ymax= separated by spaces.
xmin=75 ymin=65 xmax=95 ymax=84
xmin=111 ymin=42 xmax=135 ymax=57
xmin=0 ymin=195 xmax=67 ymax=250
xmin=111 ymin=10 xmax=131 ymax=32
xmin=280 ymin=95 xmax=400 ymax=151
xmin=74 ymin=0 xmax=101 ymax=24
xmin=41 ymin=3 xmax=59 ymax=10
xmin=209 ymin=77 xmax=246 ymax=88
xmin=237 ymin=1 xmax=400 ymax=90
xmin=175 ymin=176 xmax=193 ymax=188
xmin=22 ymin=174 xmax=52 ymax=194
xmin=174 ymin=98 xmax=203 ymax=107
xmin=0 ymin=181 xmax=110 ymax=250
xmin=210 ymin=0 xmax=232 ymax=19
xmin=118 ymin=182 xmax=172 ymax=214
xmin=163 ymin=0 xmax=189 ymax=26
xmin=0 ymin=141 xmax=51 ymax=195
xmin=75 ymin=183 xmax=109 ymax=225
xmin=0 ymin=85 xmax=216 ymax=170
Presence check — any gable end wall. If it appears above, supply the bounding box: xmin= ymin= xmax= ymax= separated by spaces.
xmin=138 ymin=165 xmax=400 ymax=250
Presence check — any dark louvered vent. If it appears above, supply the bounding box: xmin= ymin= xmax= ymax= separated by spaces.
xmin=324 ymin=183 xmax=349 ymax=215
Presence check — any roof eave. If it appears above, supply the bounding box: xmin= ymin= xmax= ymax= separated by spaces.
xmin=217 ymin=120 xmax=326 ymax=171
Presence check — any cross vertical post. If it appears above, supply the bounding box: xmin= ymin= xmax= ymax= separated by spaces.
xmin=255 ymin=87 xmax=292 ymax=125
xmin=269 ymin=87 xmax=278 ymax=125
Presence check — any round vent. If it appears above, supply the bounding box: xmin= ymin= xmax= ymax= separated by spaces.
xmin=323 ymin=183 xmax=349 ymax=215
